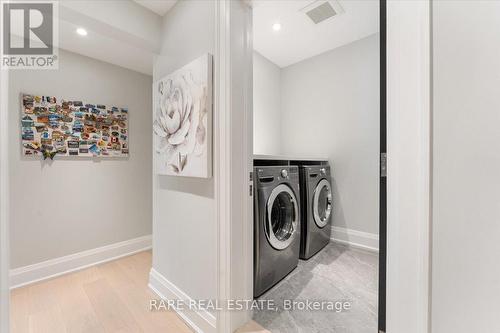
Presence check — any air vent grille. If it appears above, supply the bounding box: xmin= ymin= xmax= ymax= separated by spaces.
xmin=306 ymin=2 xmax=336 ymax=24
xmin=301 ymin=0 xmax=345 ymax=25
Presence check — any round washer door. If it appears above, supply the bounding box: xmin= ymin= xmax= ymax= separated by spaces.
xmin=313 ymin=179 xmax=333 ymax=228
xmin=265 ymin=184 xmax=299 ymax=250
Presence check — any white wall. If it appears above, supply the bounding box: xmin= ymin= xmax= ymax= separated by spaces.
xmin=8 ymin=50 xmax=153 ymax=268
xmin=152 ymin=0 xmax=217 ymax=311
xmin=253 ymin=51 xmax=281 ymax=155
xmin=432 ymin=2 xmax=500 ymax=332
xmin=279 ymin=34 xmax=380 ymax=235
xmin=0 ymin=66 xmax=10 ymax=333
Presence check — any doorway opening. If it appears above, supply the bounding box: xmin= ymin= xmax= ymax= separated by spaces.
xmin=249 ymin=0 xmax=386 ymax=331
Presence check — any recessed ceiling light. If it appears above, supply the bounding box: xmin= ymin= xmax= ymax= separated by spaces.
xmin=76 ymin=28 xmax=87 ymax=36
xmin=272 ymin=23 xmax=282 ymax=31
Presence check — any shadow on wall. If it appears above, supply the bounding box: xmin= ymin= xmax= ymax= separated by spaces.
xmin=332 ymin=174 xmax=347 ymax=231
xmin=157 ymin=175 xmax=214 ymax=199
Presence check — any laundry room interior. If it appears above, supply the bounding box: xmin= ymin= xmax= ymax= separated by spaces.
xmin=251 ymin=0 xmax=380 ymax=331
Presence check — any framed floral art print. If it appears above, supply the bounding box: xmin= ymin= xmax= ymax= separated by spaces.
xmin=153 ymin=54 xmax=213 ymax=178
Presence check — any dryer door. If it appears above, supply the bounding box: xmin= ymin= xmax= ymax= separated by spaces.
xmin=265 ymin=184 xmax=299 ymax=250
xmin=313 ymin=179 xmax=333 ymax=228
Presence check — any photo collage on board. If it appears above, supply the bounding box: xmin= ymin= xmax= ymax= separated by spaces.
xmin=21 ymin=94 xmax=129 ymax=158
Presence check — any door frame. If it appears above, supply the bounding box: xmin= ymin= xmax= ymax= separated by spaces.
xmin=379 ymin=0 xmax=387 ymax=330
xmin=216 ymin=1 xmax=432 ymax=333
xmin=215 ymin=1 xmax=254 ymax=332
xmin=385 ymin=1 xmax=431 ymax=332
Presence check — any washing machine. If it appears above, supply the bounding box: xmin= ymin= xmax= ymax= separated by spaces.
xmin=254 ymin=165 xmax=301 ymax=298
xmin=299 ymin=164 xmax=333 ymax=260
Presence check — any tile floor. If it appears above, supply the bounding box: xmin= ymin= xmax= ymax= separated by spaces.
xmin=253 ymin=243 xmax=378 ymax=333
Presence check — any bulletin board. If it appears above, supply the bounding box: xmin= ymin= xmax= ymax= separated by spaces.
xmin=21 ymin=94 xmax=129 ymax=158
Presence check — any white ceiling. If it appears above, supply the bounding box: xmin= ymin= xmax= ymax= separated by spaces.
xmin=57 ymin=19 xmax=155 ymax=76
xmin=133 ymin=0 xmax=177 ymax=16
xmin=50 ymin=1 xmax=163 ymax=75
xmin=253 ymin=0 xmax=379 ymax=68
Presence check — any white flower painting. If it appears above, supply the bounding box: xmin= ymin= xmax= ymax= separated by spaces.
xmin=153 ymin=54 xmax=212 ymax=178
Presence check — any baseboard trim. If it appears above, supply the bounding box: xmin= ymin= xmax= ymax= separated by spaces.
xmin=10 ymin=235 xmax=152 ymax=289
xmin=149 ymin=268 xmax=216 ymax=333
xmin=331 ymin=226 xmax=379 ymax=252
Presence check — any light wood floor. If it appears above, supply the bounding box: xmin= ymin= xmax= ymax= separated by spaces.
xmin=10 ymin=251 xmax=193 ymax=333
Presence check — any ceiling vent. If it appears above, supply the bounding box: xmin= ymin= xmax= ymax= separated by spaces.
xmin=301 ymin=0 xmax=344 ymax=24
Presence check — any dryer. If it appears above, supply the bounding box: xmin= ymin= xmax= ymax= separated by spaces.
xmin=299 ymin=165 xmax=333 ymax=260
xmin=254 ymin=165 xmax=301 ymax=297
